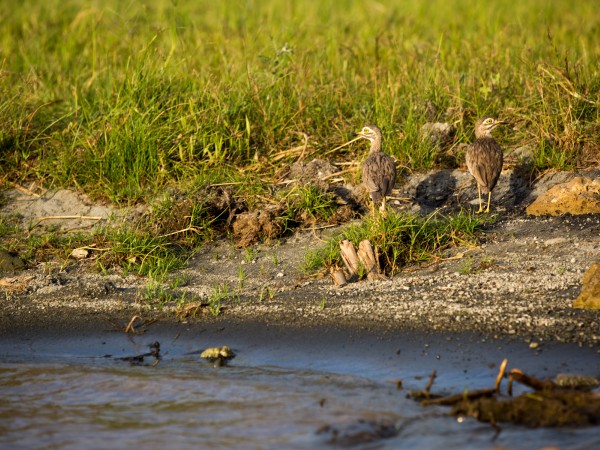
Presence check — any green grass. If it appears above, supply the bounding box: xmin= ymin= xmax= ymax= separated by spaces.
xmin=1 ymin=0 xmax=597 ymax=204
xmin=99 ymin=227 xmax=187 ymax=279
xmin=279 ymin=184 xmax=338 ymax=228
xmin=304 ymin=210 xmax=490 ymax=275
xmin=0 ymin=215 xmax=190 ymax=280
xmin=138 ymin=277 xmax=223 ymax=317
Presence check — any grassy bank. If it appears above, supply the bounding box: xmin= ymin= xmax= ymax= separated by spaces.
xmin=1 ymin=0 xmax=598 ymax=203
xmin=0 ymin=0 xmax=598 ymax=288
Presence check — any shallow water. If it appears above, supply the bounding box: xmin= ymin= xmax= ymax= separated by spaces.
xmin=1 ymin=324 xmax=599 ymax=450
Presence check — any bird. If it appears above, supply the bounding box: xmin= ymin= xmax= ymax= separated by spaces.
xmin=355 ymin=124 xmax=397 ymax=215
xmin=465 ymin=117 xmax=508 ymax=214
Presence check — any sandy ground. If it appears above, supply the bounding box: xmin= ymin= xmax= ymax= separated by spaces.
xmin=1 ymin=169 xmax=599 ymax=348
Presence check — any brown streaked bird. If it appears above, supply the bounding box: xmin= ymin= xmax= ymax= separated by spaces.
xmin=465 ymin=117 xmax=508 ymax=214
xmin=356 ymin=124 xmax=397 ymax=215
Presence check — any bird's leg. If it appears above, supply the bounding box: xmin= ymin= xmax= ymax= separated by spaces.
xmin=485 ymin=191 xmax=492 ymax=214
xmin=476 ymin=185 xmax=484 ymax=214
xmin=379 ymin=197 xmax=387 ymax=218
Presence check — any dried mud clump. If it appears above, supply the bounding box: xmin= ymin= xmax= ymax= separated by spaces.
xmin=232 ymin=205 xmax=287 ymax=248
xmin=145 ymin=187 xmax=238 ymax=238
xmin=325 ymin=204 xmax=357 ymax=226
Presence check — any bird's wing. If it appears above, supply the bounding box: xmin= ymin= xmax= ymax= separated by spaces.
xmin=381 ymin=159 xmax=397 ymax=196
xmin=362 ymin=159 xmax=381 ymax=194
xmin=466 ymin=141 xmax=503 ymax=193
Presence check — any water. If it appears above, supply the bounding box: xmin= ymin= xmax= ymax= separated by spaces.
xmin=1 ymin=323 xmax=599 ymax=449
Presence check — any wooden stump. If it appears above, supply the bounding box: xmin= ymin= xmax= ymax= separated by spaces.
xmin=337 ymin=239 xmax=387 ymax=285
xmin=340 ymin=240 xmax=360 ymax=280
xmin=330 ymin=267 xmax=347 ymax=287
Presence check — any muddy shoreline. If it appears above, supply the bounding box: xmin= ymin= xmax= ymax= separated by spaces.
xmin=1 ymin=169 xmax=599 ymax=349
xmin=1 ymin=213 xmax=599 ymax=348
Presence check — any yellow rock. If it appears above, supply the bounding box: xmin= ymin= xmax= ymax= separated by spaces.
xmin=573 ymin=262 xmax=600 ymax=309
xmin=526 ymin=177 xmax=600 ymax=216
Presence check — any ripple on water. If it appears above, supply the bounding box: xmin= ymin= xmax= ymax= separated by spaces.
xmin=1 ymin=332 xmax=599 ymax=450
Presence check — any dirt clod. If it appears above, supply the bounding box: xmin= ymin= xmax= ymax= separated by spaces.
xmin=232 ymin=206 xmax=286 ymax=247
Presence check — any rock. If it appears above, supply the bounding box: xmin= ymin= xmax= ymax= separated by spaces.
xmin=544 ymin=237 xmax=568 ymax=246
xmin=317 ymin=419 xmax=398 ymax=446
xmin=421 ymin=122 xmax=456 ymax=150
xmin=526 ymin=177 xmax=600 ymax=216
xmin=0 ymin=249 xmax=25 ymax=273
xmin=289 ymin=158 xmax=338 ymax=186
xmin=71 ymin=248 xmax=90 ymax=259
xmin=573 ymin=262 xmax=600 ymax=309
xmin=554 ymin=373 xmax=600 ymax=391
xmin=510 ymin=146 xmax=534 ymax=162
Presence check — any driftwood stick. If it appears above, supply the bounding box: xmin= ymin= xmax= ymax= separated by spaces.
xmin=289 ymin=131 xmax=309 ymax=162
xmin=495 ymin=358 xmax=508 ymax=393
xmin=157 ymin=226 xmax=202 ymax=238
xmin=410 ymin=370 xmax=438 ymax=400
xmin=421 ymin=388 xmax=496 ymax=406
xmin=508 ymin=369 xmax=556 ymax=391
xmin=30 ymin=215 xmax=104 ymax=231
xmin=322 ymin=135 xmax=363 ymax=156
xmin=320 ymin=168 xmax=356 ymax=181
xmin=409 ymin=370 xmax=437 ymax=400
xmin=424 ymin=370 xmax=437 ymax=395
xmin=124 ymin=315 xmax=143 ymax=334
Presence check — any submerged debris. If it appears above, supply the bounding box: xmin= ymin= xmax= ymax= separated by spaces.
xmin=412 ymin=360 xmax=600 ymax=428
xmin=116 ymin=341 xmax=161 ymax=366
xmin=452 ymin=390 xmax=600 ymax=428
xmin=316 ymin=419 xmax=398 ymax=447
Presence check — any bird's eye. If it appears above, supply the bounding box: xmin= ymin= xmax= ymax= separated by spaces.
xmin=363 ymin=127 xmax=370 ymax=133
xmin=484 ymin=118 xmax=494 ymax=124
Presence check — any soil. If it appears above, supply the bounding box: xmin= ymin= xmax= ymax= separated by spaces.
xmin=1 ymin=168 xmax=599 ymax=349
